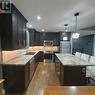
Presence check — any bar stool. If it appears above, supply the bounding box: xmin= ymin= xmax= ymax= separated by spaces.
xmin=75 ymin=52 xmax=81 ymax=58
xmin=81 ymin=53 xmax=90 ymax=62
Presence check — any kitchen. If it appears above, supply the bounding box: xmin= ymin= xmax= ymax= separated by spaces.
xmin=0 ymin=0 xmax=95 ymax=95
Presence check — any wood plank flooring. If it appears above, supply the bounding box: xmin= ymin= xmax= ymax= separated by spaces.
xmin=6 ymin=61 xmax=60 ymax=95
xmin=44 ymin=86 xmax=95 ymax=95
xmin=25 ymin=61 xmax=60 ymax=95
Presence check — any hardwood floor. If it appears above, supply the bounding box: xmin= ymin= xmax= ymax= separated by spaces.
xmin=5 ymin=60 xmax=60 ymax=95
xmin=25 ymin=61 xmax=60 ymax=95
xmin=44 ymin=86 xmax=95 ymax=95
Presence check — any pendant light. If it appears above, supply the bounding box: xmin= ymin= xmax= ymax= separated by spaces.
xmin=62 ymin=24 xmax=68 ymax=41
xmin=64 ymin=24 xmax=68 ymax=32
xmin=72 ymin=12 xmax=80 ymax=39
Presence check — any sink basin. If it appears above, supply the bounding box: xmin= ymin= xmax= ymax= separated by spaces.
xmin=25 ymin=52 xmax=36 ymax=55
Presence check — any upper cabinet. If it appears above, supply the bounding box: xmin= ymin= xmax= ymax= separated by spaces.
xmin=29 ymin=30 xmax=60 ymax=46
xmin=40 ymin=32 xmax=60 ymax=46
xmin=29 ymin=29 xmax=41 ymax=46
xmin=0 ymin=4 xmax=28 ymax=50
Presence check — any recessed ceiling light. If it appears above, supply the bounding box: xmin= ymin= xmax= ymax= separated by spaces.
xmin=37 ymin=16 xmax=41 ymax=20
xmin=41 ymin=29 xmax=45 ymax=32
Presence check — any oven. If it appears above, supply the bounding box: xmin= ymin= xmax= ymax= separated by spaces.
xmin=43 ymin=40 xmax=54 ymax=61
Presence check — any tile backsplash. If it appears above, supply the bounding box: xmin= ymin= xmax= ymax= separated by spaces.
xmin=28 ymin=46 xmax=59 ymax=52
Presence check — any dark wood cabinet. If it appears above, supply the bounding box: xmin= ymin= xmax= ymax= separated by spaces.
xmin=0 ymin=4 xmax=27 ymax=50
xmin=35 ymin=31 xmax=41 ymax=45
xmin=29 ymin=31 xmax=60 ymax=46
xmin=60 ymin=64 xmax=87 ymax=86
xmin=23 ymin=18 xmax=27 ymax=47
xmin=2 ymin=52 xmax=43 ymax=93
xmin=3 ymin=64 xmax=30 ymax=93
xmin=40 ymin=32 xmax=60 ymax=46
xmin=35 ymin=51 xmax=43 ymax=68
xmin=36 ymin=51 xmax=43 ymax=62
xmin=55 ymin=55 xmax=87 ymax=86
xmin=29 ymin=29 xmax=35 ymax=46
xmin=54 ymin=55 xmax=60 ymax=79
xmin=29 ymin=57 xmax=35 ymax=80
xmin=2 ymin=57 xmax=36 ymax=93
xmin=29 ymin=29 xmax=41 ymax=46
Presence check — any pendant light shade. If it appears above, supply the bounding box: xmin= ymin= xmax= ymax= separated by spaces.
xmin=72 ymin=12 xmax=80 ymax=39
xmin=64 ymin=24 xmax=68 ymax=32
xmin=72 ymin=33 xmax=80 ymax=38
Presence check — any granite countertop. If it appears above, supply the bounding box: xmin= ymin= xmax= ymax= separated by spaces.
xmin=3 ymin=51 xmax=39 ymax=65
xmin=55 ymin=53 xmax=94 ymax=66
xmin=0 ymin=79 xmax=4 ymax=84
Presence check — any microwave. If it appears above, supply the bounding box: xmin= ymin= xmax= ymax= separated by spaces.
xmin=43 ymin=40 xmax=53 ymax=46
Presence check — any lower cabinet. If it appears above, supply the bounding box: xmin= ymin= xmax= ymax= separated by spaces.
xmin=35 ymin=51 xmax=43 ymax=63
xmin=54 ymin=55 xmax=60 ymax=79
xmin=44 ymin=53 xmax=53 ymax=60
xmin=2 ymin=63 xmax=30 ymax=93
xmin=60 ymin=64 xmax=87 ymax=86
xmin=55 ymin=55 xmax=87 ymax=86
xmin=2 ymin=58 xmax=37 ymax=93
xmin=29 ymin=57 xmax=35 ymax=80
xmin=2 ymin=52 xmax=42 ymax=93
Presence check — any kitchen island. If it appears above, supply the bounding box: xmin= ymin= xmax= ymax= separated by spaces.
xmin=2 ymin=51 xmax=43 ymax=93
xmin=55 ymin=54 xmax=94 ymax=86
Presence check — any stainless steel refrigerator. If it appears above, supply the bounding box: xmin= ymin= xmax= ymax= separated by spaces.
xmin=60 ymin=41 xmax=71 ymax=54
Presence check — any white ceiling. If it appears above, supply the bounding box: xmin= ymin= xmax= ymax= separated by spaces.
xmin=12 ymin=0 xmax=95 ymax=36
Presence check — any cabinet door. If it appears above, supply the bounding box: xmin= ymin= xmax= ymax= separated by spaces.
xmin=38 ymin=51 xmax=43 ymax=62
xmin=3 ymin=65 xmax=25 ymax=92
xmin=60 ymin=63 xmax=64 ymax=85
xmin=0 ymin=14 xmax=13 ymax=50
xmin=63 ymin=66 xmax=86 ymax=86
xmin=29 ymin=29 xmax=35 ymax=46
xmin=25 ymin=63 xmax=30 ymax=89
xmin=22 ymin=19 xmax=27 ymax=47
xmin=17 ymin=14 xmax=21 ymax=48
xmin=20 ymin=16 xmax=23 ymax=48
xmin=20 ymin=15 xmax=23 ymax=48
xmin=40 ymin=32 xmax=60 ymax=46
xmin=12 ymin=11 xmax=18 ymax=49
xmin=35 ymin=32 xmax=41 ymax=45
xmin=30 ymin=58 xmax=35 ymax=80
xmin=17 ymin=14 xmax=23 ymax=48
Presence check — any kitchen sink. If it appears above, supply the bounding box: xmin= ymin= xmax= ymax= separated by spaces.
xmin=25 ymin=52 xmax=36 ymax=55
